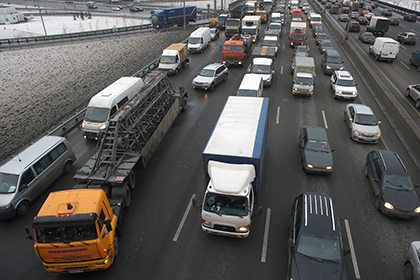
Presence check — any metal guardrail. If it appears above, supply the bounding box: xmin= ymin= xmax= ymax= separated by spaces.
xmin=373 ymin=0 xmax=420 ymax=17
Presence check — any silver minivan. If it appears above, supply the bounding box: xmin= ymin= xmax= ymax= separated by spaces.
xmin=0 ymin=136 xmax=76 ymax=219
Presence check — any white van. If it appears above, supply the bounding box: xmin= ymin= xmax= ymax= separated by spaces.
xmin=188 ymin=27 xmax=212 ymax=53
xmin=369 ymin=37 xmax=400 ymax=62
xmin=0 ymin=136 xmax=76 ymax=219
xmin=237 ymin=73 xmax=264 ymax=97
xmin=82 ymin=77 xmax=144 ymax=140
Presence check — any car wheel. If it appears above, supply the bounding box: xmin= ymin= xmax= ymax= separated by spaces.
xmin=175 ymin=68 xmax=179 ymax=75
xmin=405 ymin=89 xmax=410 ymax=97
xmin=16 ymin=201 xmax=30 ymax=216
xmin=113 ymin=234 xmax=119 ymax=258
xmin=63 ymin=161 xmax=73 ymax=174
xmin=375 ymin=196 xmax=381 ymax=210
xmin=375 ymin=55 xmax=379 ymax=61
xmin=416 ymin=99 xmax=420 ymax=109
xmin=405 ymin=262 xmax=413 ymax=280
xmin=210 ymin=83 xmax=215 ymax=91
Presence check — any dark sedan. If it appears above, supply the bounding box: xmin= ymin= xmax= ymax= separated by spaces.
xmin=365 ymin=150 xmax=420 ymax=219
xmin=359 ymin=31 xmax=375 ymax=43
xmin=356 ymin=16 xmax=369 ymax=25
xmin=390 ymin=16 xmax=400 ymax=25
xmin=404 ymin=13 xmax=417 ymax=22
xmin=346 ymin=21 xmax=360 ymax=32
xmin=299 ymin=126 xmax=334 ymax=174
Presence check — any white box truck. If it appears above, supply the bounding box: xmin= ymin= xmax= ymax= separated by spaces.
xmin=292 ymin=56 xmax=316 ymax=96
xmin=241 ymin=15 xmax=262 ymax=43
xmin=198 ymin=96 xmax=269 ymax=238
xmin=158 ymin=43 xmax=189 ymax=74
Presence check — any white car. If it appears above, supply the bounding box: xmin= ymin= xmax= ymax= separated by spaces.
xmin=192 ymin=63 xmax=228 ymax=91
xmin=344 ymin=104 xmax=381 ymax=143
xmin=112 ymin=6 xmax=121 ymax=11
xmin=405 ymin=84 xmax=420 ymax=108
xmin=330 ymin=70 xmax=358 ymax=100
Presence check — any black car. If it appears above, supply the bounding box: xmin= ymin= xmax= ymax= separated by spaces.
xmin=294 ymin=45 xmax=310 ymax=57
xmin=389 ymin=16 xmax=400 ymax=25
xmin=365 ymin=150 xmax=420 ymax=219
xmin=404 ymin=13 xmax=417 ymax=22
xmin=315 ymin=32 xmax=329 ymax=45
xmin=288 ymin=193 xmax=348 ymax=280
xmin=356 ymin=16 xmax=369 ymax=25
xmin=381 ymin=9 xmax=392 ymax=17
xmin=299 ymin=126 xmax=334 ymax=174
xmin=346 ymin=21 xmax=360 ymax=32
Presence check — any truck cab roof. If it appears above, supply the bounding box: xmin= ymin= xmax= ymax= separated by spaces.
xmin=252 ymin=57 xmax=273 ymax=66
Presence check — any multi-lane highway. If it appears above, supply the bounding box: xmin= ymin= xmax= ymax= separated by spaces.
xmin=1 ymin=1 xmax=420 ymax=279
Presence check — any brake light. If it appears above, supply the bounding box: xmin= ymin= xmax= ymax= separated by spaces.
xmin=380 ymin=50 xmax=383 ymax=53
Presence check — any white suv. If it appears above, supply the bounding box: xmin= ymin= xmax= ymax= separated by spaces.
xmin=330 ymin=70 xmax=358 ymax=100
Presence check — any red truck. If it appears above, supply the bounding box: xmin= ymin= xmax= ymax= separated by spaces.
xmin=222 ymin=34 xmax=252 ymax=67
xmin=290 ymin=22 xmax=306 ymax=47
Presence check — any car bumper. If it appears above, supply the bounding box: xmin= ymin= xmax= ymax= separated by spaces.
xmin=0 ymin=205 xmax=16 ymax=220
xmin=82 ymin=130 xmax=100 ymax=140
xmin=351 ymin=133 xmax=381 ymax=143
xmin=192 ymin=84 xmax=211 ymax=90
xmin=380 ymin=205 xmax=420 ymax=219
xmin=303 ymin=165 xmax=333 ymax=174
xmin=334 ymin=93 xmax=357 ymax=100
xmin=201 ymin=225 xmax=249 ymax=238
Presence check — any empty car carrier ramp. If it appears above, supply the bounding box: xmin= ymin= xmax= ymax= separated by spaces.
xmin=73 ymin=72 xmax=187 ymax=186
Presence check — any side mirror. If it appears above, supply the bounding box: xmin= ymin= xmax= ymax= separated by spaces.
xmin=104 ymin=219 xmax=112 ymax=232
xmin=25 ymin=226 xmax=34 ymax=241
xmin=192 ymin=197 xmax=202 ymax=210
xmin=344 ymin=248 xmax=351 ymax=256
xmin=20 ymin=184 xmax=28 ymax=192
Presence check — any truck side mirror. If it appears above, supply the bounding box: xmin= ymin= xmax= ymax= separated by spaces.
xmin=25 ymin=226 xmax=34 ymax=241
xmin=192 ymin=197 xmax=202 ymax=210
xmin=104 ymin=219 xmax=113 ymax=232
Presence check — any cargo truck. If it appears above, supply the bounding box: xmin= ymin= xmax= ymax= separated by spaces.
xmin=217 ymin=13 xmax=229 ymax=29
xmin=367 ymin=16 xmax=390 ymax=37
xmin=247 ymin=57 xmax=274 ymax=86
xmin=222 ymin=34 xmax=252 ymax=66
xmin=290 ymin=22 xmax=306 ymax=47
xmin=292 ymin=57 xmax=315 ymax=96
xmin=197 ymin=96 xmax=268 ymax=238
xmin=225 ymin=5 xmax=245 ymax=38
xmin=242 ymin=15 xmax=262 ymax=43
xmin=151 ymin=6 xmax=197 ymax=28
xmin=26 ymin=72 xmax=188 ymax=273
xmin=158 ymin=43 xmax=189 ymax=75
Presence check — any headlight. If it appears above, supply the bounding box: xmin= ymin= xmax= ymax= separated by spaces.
xmin=306 ymin=164 xmax=314 ymax=169
xmin=338 ymin=90 xmax=343 ymax=94
xmin=293 ymin=87 xmax=298 ymax=91
xmin=0 ymin=204 xmax=11 ymax=211
xmin=384 ymin=202 xmax=394 ymax=210
xmin=326 ymin=166 xmax=333 ymax=170
xmin=414 ymin=207 xmax=420 ymax=213
xmin=326 ymin=66 xmax=331 ymax=69
xmin=354 ymin=130 xmax=360 ymax=136
xmin=99 ymin=124 xmax=107 ymax=130
xmin=309 ymin=88 xmax=313 ymax=92
xmin=376 ymin=133 xmax=381 ymax=137
xmin=201 ymin=219 xmax=211 ymax=227
xmin=339 ymin=66 xmax=344 ymax=70
xmin=238 ymin=225 xmax=250 ymax=232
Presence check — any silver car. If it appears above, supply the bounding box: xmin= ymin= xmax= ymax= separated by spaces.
xmin=405 ymin=84 xmax=420 ymax=108
xmin=405 ymin=241 xmax=420 ymax=280
xmin=344 ymin=104 xmax=381 ymax=143
xmin=192 ymin=63 xmax=228 ymax=91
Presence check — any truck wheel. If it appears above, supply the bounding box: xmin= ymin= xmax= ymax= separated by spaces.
xmin=63 ymin=161 xmax=73 ymax=174
xmin=405 ymin=89 xmax=410 ymax=97
xmin=112 ymin=184 xmax=131 ymax=208
xmin=16 ymin=201 xmax=30 ymax=216
xmin=124 ymin=185 xmax=131 ymax=208
xmin=113 ymin=234 xmax=119 ymax=258
xmin=128 ymin=171 xmax=136 ymax=190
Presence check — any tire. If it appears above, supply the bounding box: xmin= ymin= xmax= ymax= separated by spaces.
xmin=16 ymin=201 xmax=30 ymax=216
xmin=112 ymin=183 xmax=131 ymax=208
xmin=124 ymin=186 xmax=131 ymax=208
xmin=175 ymin=68 xmax=179 ymax=75
xmin=405 ymin=89 xmax=410 ymax=97
xmin=63 ymin=161 xmax=73 ymax=174
xmin=405 ymin=263 xmax=413 ymax=280
xmin=128 ymin=171 xmax=136 ymax=190
xmin=113 ymin=234 xmax=119 ymax=258
xmin=416 ymin=99 xmax=420 ymax=109
xmin=210 ymin=83 xmax=215 ymax=91
xmin=181 ymin=96 xmax=187 ymax=111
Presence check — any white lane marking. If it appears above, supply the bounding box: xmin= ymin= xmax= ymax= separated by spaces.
xmin=261 ymin=208 xmax=271 ymax=263
xmin=173 ymin=194 xmax=195 ymax=242
xmin=322 ymin=110 xmax=328 ymax=129
xmin=400 ymin=61 xmax=410 ymax=70
xmin=345 ymin=219 xmax=361 ymax=279
xmin=276 ymin=106 xmax=281 ymax=124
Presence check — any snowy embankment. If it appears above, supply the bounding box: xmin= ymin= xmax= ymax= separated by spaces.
xmin=0 ymin=29 xmax=191 ymax=161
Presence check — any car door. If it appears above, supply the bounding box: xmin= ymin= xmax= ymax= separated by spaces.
xmin=16 ymin=167 xmax=37 ymax=204
xmin=299 ymin=128 xmax=307 ymax=162
xmin=215 ymin=66 xmax=223 ymax=84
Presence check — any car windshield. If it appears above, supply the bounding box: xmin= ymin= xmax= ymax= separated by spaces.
xmin=337 ymin=78 xmax=354 ymax=87
xmin=238 ymin=89 xmax=258 ymax=97
xmin=306 ymin=139 xmax=330 ymax=152
xmin=327 ymin=57 xmax=342 ymax=64
xmin=189 ymin=37 xmax=202 ymax=44
xmin=295 ymin=76 xmax=313 ymax=86
xmin=269 ymin=24 xmax=281 ymax=30
xmin=226 ymin=20 xmax=238 ymax=26
xmin=384 ymin=174 xmax=414 ymax=191
xmin=297 ymin=231 xmax=341 ymax=261
xmin=0 ymin=172 xmax=18 ymax=194
xmin=35 ymin=224 xmax=98 ymax=243
xmin=84 ymin=107 xmax=110 ymax=123
xmin=199 ymin=69 xmax=215 ymax=77
xmin=317 ymin=34 xmax=328 ymax=40
xmin=355 ymin=113 xmax=377 ymax=126
xmin=160 ymin=55 xmax=176 ymax=64
xmin=203 ymin=192 xmax=248 ymax=217
xmin=322 ymin=42 xmax=333 ymax=48
xmin=251 ymin=64 xmax=271 ymax=74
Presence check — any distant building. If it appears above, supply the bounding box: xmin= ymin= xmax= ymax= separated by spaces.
xmin=0 ymin=5 xmax=25 ymax=24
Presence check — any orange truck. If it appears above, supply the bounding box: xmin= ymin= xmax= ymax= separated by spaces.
xmin=222 ymin=34 xmax=252 ymax=67
xmin=29 ymin=189 xmax=119 ymax=273
xmin=255 ymin=9 xmax=268 ymax=23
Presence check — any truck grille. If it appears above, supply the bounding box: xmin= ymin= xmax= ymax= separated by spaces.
xmin=214 ymin=224 xmax=236 ymax=232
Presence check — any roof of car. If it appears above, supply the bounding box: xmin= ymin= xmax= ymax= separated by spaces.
xmin=351 ymin=103 xmax=373 ymax=115
xmin=305 ymin=126 xmax=328 ymax=141
xmin=299 ymin=192 xmax=339 ymax=235
xmin=375 ymin=150 xmax=407 ymax=175
xmin=335 ymin=70 xmax=353 ymax=80
xmin=203 ymin=63 xmax=224 ymax=70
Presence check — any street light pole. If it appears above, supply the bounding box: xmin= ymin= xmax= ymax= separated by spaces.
xmin=36 ymin=0 xmax=47 ymax=36
xmin=183 ymin=0 xmax=186 ymax=30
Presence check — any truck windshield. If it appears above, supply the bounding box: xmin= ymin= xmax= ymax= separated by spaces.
xmin=189 ymin=37 xmax=202 ymax=44
xmin=85 ymin=107 xmax=110 ymax=123
xmin=295 ymin=76 xmax=313 ymax=86
xmin=226 ymin=19 xmax=239 ymax=26
xmin=251 ymin=64 xmax=271 ymax=74
xmin=35 ymin=224 xmax=98 ymax=243
xmin=242 ymin=28 xmax=256 ymax=35
xmin=263 ymin=39 xmax=277 ymax=47
xmin=237 ymin=89 xmax=258 ymax=97
xmin=203 ymin=192 xmax=248 ymax=217
xmin=223 ymin=45 xmax=242 ymax=52
xmin=0 ymin=172 xmax=18 ymax=194
xmin=160 ymin=55 xmax=177 ymax=64
xmin=291 ymin=34 xmax=304 ymax=40
xmin=151 ymin=15 xmax=158 ymax=25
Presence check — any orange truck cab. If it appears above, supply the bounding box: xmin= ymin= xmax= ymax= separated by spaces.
xmin=291 ymin=8 xmax=303 ymax=21
xmin=222 ymin=34 xmax=251 ymax=66
xmin=31 ymin=189 xmax=119 ymax=274
xmin=255 ymin=9 xmax=268 ymax=23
